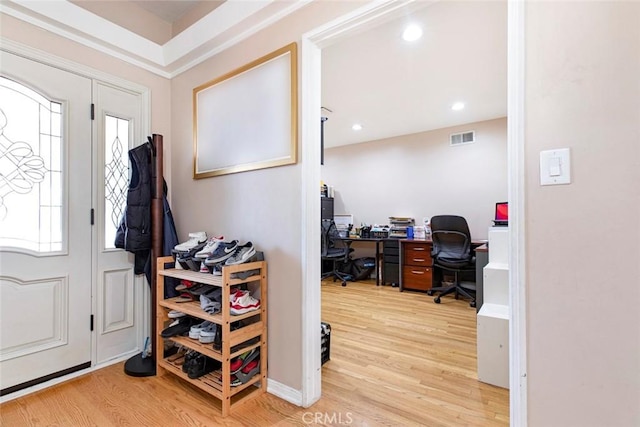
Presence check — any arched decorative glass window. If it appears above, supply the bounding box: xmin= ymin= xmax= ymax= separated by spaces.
xmin=0 ymin=76 xmax=63 ymax=252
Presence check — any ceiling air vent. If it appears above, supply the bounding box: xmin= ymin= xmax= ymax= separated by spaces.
xmin=450 ymin=130 xmax=475 ymax=146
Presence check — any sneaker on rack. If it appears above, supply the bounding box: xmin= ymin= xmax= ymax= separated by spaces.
xmin=174 ymin=231 xmax=207 ymax=252
xmin=230 ymin=290 xmax=261 ymax=315
xmin=230 ymin=251 xmax=264 ymax=280
xmin=168 ymin=310 xmax=186 ymax=319
xmin=204 ymin=240 xmax=239 ymax=265
xmin=194 ymin=235 xmax=224 ymax=260
xmin=224 ymin=242 xmax=256 ymax=266
xmin=199 ymin=262 xmax=210 ymax=273
xmin=211 ymin=263 xmax=223 ymax=276
xmin=198 ymin=323 xmax=218 ymax=344
xmin=189 ymin=321 xmax=214 ymax=340
xmin=187 ymin=354 xmax=220 ymax=379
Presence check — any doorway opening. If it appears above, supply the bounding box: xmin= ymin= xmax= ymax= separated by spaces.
xmin=301 ymin=1 xmax=526 ymax=424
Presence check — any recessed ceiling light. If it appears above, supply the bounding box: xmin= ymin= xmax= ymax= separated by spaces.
xmin=451 ymin=102 xmax=465 ymax=111
xmin=352 ymin=124 xmax=363 ymax=131
xmin=402 ymin=24 xmax=423 ymax=42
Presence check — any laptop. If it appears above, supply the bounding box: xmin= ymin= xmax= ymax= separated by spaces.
xmin=493 ymin=202 xmax=508 ymax=226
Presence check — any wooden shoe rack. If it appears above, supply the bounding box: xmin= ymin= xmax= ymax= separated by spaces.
xmin=155 ymin=256 xmax=267 ymax=417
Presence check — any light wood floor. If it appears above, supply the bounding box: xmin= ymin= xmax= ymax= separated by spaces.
xmin=0 ymin=280 xmax=509 ymax=426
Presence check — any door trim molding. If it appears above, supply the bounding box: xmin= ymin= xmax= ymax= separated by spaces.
xmin=508 ymin=1 xmax=527 ymax=425
xmin=300 ymin=0 xmax=527 ymax=420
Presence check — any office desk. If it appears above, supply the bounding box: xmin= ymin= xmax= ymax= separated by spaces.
xmin=337 ymin=237 xmax=385 ymax=286
xmin=333 ymin=237 xmax=485 ymax=289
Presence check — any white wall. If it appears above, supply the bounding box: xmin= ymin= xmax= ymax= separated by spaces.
xmin=169 ymin=0 xmax=364 ymax=393
xmin=525 ymin=2 xmax=640 ymax=426
xmin=322 ymin=118 xmax=508 ymax=240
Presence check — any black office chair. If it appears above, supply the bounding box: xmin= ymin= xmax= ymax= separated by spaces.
xmin=427 ymin=215 xmax=476 ymax=307
xmin=321 ymin=219 xmax=352 ymax=287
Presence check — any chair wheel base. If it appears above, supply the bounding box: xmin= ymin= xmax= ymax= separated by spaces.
xmin=427 ymin=290 xmax=434 ymax=296
xmin=434 ymin=297 xmax=441 ymax=304
xmin=470 ymin=301 xmax=476 ymax=308
xmin=341 ymin=281 xmax=347 ymax=287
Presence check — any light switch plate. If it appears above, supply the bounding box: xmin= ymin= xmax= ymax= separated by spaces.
xmin=540 ymin=148 xmax=571 ymax=185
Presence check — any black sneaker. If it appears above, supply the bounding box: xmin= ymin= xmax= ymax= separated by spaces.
xmin=182 ymin=350 xmax=200 ymax=373
xmin=204 ymin=240 xmax=239 ymax=265
xmin=187 ymin=354 xmax=220 ymax=379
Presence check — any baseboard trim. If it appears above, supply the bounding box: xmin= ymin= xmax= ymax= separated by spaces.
xmin=0 ymin=350 xmax=139 ymax=403
xmin=267 ymin=378 xmax=303 ymax=407
xmin=3 ymin=355 xmax=306 ymax=409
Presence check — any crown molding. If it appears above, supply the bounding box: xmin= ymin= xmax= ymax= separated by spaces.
xmin=162 ymin=0 xmax=272 ymax=65
xmin=1 ymin=0 xmax=311 ymax=78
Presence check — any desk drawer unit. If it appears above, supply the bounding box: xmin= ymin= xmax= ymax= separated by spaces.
xmin=402 ymin=266 xmax=433 ymax=291
xmin=401 ymin=241 xmax=433 ymax=291
xmin=383 ymin=240 xmax=400 ymax=286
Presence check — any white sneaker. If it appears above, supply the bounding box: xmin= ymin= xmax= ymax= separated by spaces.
xmin=174 ymin=232 xmax=207 ymax=252
xmin=194 ymin=235 xmax=224 ymax=259
xmin=225 ymin=242 xmax=256 ymax=265
xmin=230 ymin=289 xmax=261 ymax=315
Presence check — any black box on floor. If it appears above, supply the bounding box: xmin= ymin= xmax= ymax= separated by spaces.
xmin=321 ymin=322 xmax=331 ymax=365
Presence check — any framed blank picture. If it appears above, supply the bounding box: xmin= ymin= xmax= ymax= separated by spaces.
xmin=193 ymin=42 xmax=298 ymax=179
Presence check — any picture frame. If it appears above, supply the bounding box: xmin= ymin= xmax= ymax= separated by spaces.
xmin=193 ymin=42 xmax=298 ymax=179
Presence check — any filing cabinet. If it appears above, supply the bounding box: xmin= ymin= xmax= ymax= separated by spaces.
xmin=401 ymin=241 xmax=433 ymax=291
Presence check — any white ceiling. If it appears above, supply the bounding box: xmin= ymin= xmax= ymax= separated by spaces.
xmin=321 ymin=1 xmax=507 ymax=147
xmin=1 ymin=0 xmax=507 ymax=148
xmin=131 ymin=0 xmax=202 ymax=23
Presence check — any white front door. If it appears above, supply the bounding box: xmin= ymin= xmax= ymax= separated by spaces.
xmin=0 ymin=52 xmax=92 ymax=392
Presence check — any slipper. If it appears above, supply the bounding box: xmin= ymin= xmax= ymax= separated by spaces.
xmin=161 ymin=317 xmax=196 ymax=338
xmin=241 ymin=359 xmax=259 ymax=374
xmin=174 ymin=292 xmax=195 ymax=303
xmin=231 ymin=359 xmax=260 ymax=387
xmin=167 ymin=346 xmax=187 ymax=362
xmin=175 ymin=280 xmax=196 ymax=292
xmin=230 ymin=348 xmax=258 ymax=374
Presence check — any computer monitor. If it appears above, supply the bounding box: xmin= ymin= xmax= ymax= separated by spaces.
xmin=494 ymin=202 xmax=508 ymax=226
